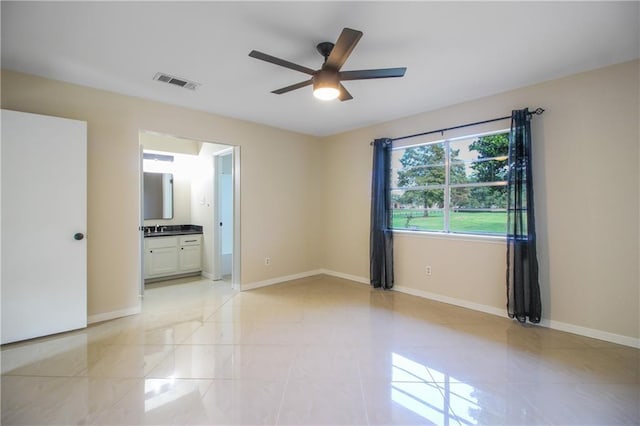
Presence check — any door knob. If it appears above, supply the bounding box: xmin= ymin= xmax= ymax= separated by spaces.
xmin=73 ymin=233 xmax=84 ymax=241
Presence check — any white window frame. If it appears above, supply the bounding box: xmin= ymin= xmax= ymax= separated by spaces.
xmin=390 ymin=128 xmax=509 ymax=237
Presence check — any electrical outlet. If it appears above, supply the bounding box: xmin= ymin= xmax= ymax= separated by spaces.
xmin=265 ymin=257 xmax=271 ymax=266
xmin=425 ymin=265 xmax=432 ymax=276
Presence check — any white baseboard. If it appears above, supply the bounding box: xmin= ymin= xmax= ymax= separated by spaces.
xmin=396 ymin=285 xmax=640 ymax=348
xmin=393 ymin=285 xmax=507 ymax=318
xmin=201 ymin=271 xmax=215 ymax=280
xmin=393 ymin=285 xmax=640 ymax=348
xmin=88 ymin=305 xmax=141 ymax=324
xmin=223 ymin=266 xmax=640 ymax=348
xmin=242 ymin=269 xmax=325 ymax=291
xmin=320 ymin=269 xmax=370 ymax=285
xmin=321 ymin=269 xmax=639 ymax=349
xmin=538 ymin=318 xmax=640 ymax=348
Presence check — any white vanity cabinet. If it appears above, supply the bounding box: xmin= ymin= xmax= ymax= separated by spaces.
xmin=178 ymin=235 xmax=202 ymax=272
xmin=144 ymin=234 xmax=202 ymax=279
xmin=144 ymin=236 xmax=178 ymax=277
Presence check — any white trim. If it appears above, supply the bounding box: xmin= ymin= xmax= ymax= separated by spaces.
xmin=201 ymin=271 xmax=215 ymax=280
xmin=238 ymin=268 xmax=640 ymax=348
xmin=242 ymin=269 xmax=325 ymax=291
xmin=393 ymin=229 xmax=506 ymax=245
xmin=212 ymin=153 xmax=222 ymax=281
xmin=320 ymin=269 xmax=370 ymax=285
xmin=392 ymin=127 xmax=511 ymax=150
xmin=538 ymin=319 xmax=640 ymax=349
xmin=88 ymin=305 xmax=141 ymax=324
xmin=321 ymin=270 xmax=640 ymax=348
xmin=395 ymin=285 xmax=639 ymax=348
xmin=138 ymin=143 xmax=145 ymax=298
xmin=393 ymin=285 xmax=639 ymax=348
xmin=232 ymin=146 xmax=241 ymax=291
xmin=394 ymin=285 xmax=506 ymax=317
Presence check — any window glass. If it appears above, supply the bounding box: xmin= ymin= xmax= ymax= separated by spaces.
xmin=391 ymin=189 xmax=444 ymax=232
xmin=450 ymin=186 xmax=507 ymax=234
xmin=390 ymin=130 xmax=509 ymax=236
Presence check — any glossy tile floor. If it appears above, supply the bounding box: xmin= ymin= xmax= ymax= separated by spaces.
xmin=2 ymin=275 xmax=639 ymax=425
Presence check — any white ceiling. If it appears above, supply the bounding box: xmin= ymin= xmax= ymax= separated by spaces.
xmin=2 ymin=1 xmax=638 ymax=137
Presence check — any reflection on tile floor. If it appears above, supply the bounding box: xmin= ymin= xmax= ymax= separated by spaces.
xmin=2 ymin=275 xmax=639 ymax=425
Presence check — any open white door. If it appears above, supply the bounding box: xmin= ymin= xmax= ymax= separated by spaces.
xmin=213 ymin=149 xmax=234 ymax=281
xmin=1 ymin=109 xmax=87 ymax=344
xmin=139 ymin=144 xmax=145 ymax=298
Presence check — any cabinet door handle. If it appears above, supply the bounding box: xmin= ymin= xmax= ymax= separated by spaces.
xmin=181 ymin=247 xmax=184 ymax=250
xmin=150 ymin=250 xmax=153 ymax=253
xmin=184 ymin=240 xmax=197 ymax=243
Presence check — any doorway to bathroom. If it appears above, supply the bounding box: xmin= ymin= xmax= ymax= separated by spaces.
xmin=138 ymin=130 xmax=240 ymax=295
xmin=213 ymin=148 xmax=234 ymax=280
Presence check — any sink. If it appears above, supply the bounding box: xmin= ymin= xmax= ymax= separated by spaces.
xmin=144 ymin=224 xmax=203 ymax=237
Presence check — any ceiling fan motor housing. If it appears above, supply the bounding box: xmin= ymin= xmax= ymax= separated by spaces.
xmin=316 ymin=42 xmax=335 ymax=62
xmin=248 ymin=27 xmax=406 ymax=101
xmin=313 ymin=69 xmax=339 ymax=91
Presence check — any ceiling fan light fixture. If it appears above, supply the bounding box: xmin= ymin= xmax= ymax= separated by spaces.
xmin=249 ymin=28 xmax=406 ymax=102
xmin=312 ymin=71 xmax=339 ymax=101
xmin=313 ymin=86 xmax=339 ymax=101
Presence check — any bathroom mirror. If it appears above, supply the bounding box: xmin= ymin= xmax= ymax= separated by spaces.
xmin=144 ymin=172 xmax=173 ymax=219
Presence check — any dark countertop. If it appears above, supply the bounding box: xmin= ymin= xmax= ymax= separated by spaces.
xmin=144 ymin=224 xmax=203 ymax=238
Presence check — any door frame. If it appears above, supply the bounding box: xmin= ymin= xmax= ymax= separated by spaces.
xmin=213 ymin=147 xmax=234 ymax=282
xmin=138 ymin=132 xmax=241 ymax=293
xmin=139 ymin=144 xmax=145 ymax=297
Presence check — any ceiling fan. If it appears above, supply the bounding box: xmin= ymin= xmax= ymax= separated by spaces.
xmin=248 ymin=28 xmax=407 ymax=101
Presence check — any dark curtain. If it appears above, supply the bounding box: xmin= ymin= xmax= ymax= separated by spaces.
xmin=370 ymin=138 xmax=394 ymax=289
xmin=506 ymin=108 xmax=541 ymax=323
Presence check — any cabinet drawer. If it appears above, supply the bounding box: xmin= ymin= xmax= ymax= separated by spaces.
xmin=145 ymin=236 xmax=178 ymax=249
xmin=179 ymin=235 xmax=201 ymax=246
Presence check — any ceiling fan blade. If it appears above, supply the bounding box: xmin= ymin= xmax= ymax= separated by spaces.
xmin=271 ymin=79 xmax=313 ymax=95
xmin=324 ymin=28 xmax=363 ymax=70
xmin=340 ymin=67 xmax=407 ymax=81
xmin=249 ymin=50 xmax=316 ymax=75
xmin=338 ymin=84 xmax=353 ymax=102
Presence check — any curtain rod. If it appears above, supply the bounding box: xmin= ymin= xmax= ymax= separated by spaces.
xmin=379 ymin=107 xmax=545 ymax=144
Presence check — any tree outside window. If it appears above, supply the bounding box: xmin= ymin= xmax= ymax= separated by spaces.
xmin=390 ymin=130 xmax=509 ymax=235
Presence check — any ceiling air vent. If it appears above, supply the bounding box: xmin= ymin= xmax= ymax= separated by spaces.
xmin=153 ymin=72 xmax=200 ymax=90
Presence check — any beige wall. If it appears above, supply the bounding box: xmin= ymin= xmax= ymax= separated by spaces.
xmin=321 ymin=60 xmax=639 ymax=343
xmin=1 ymin=70 xmax=323 ymax=319
xmin=140 ymin=131 xmax=201 ymax=156
xmin=2 ymin=60 xmax=638 ymax=344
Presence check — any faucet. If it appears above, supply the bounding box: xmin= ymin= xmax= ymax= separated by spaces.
xmin=154 ymin=224 xmax=159 ymax=233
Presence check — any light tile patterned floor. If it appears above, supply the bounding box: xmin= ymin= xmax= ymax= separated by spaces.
xmin=1 ymin=275 xmax=639 ymax=425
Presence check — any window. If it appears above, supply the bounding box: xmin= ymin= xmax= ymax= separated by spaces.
xmin=390 ymin=129 xmax=509 ymax=236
